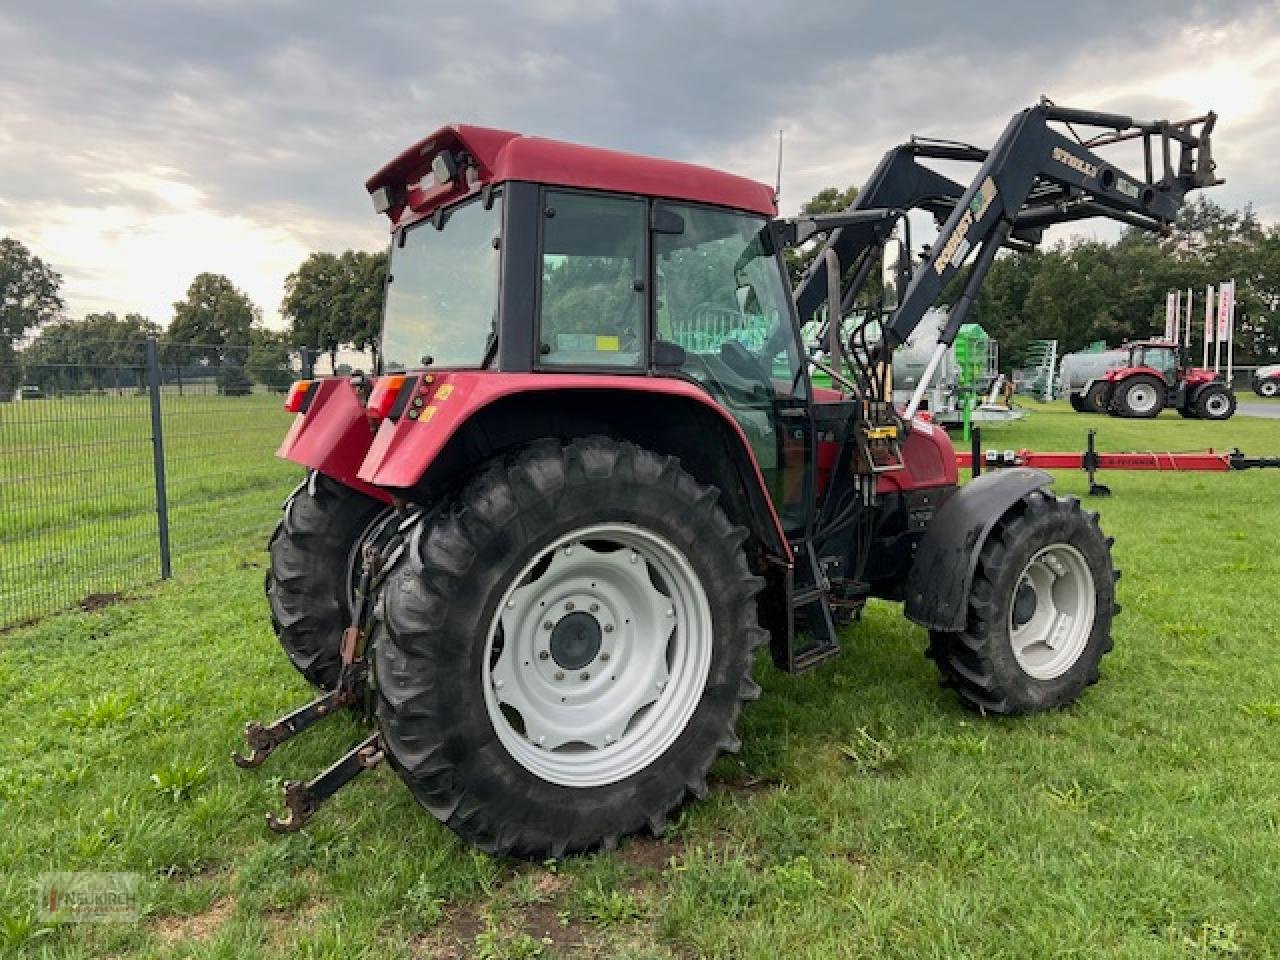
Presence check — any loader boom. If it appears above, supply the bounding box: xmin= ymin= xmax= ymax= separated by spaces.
xmin=789 ymin=102 xmax=1218 ymax=411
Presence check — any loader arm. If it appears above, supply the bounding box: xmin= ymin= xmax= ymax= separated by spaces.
xmin=788 ymin=102 xmax=1218 ymax=408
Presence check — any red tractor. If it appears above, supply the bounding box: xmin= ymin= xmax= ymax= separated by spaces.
xmin=241 ymin=104 xmax=1218 ymax=857
xmin=1073 ymin=340 xmax=1235 ymax=419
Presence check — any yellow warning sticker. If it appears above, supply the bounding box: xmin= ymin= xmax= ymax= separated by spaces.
xmin=595 ymin=335 xmax=621 ymax=352
xmin=435 ymin=384 xmax=454 ymax=401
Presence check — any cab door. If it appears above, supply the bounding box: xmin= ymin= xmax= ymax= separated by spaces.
xmin=651 ymin=201 xmax=814 ymax=534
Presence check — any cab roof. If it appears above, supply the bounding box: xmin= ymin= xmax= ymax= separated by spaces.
xmin=366 ymin=124 xmax=777 ymax=226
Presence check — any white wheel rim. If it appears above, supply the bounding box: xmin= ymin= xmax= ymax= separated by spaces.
xmin=482 ymin=523 xmax=713 ymax=788
xmin=1262 ymin=382 xmax=1278 ymax=397
xmin=1008 ymin=544 xmax=1096 ymax=681
xmin=1205 ymin=393 xmax=1230 ymax=415
xmin=1127 ymin=383 xmax=1158 ymax=413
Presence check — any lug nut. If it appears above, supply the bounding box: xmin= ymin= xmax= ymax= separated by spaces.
xmin=555 ymin=671 xmax=564 ymax=681
xmin=580 ymin=672 xmax=590 ymax=681
xmin=565 ymin=601 xmax=575 ymax=611
xmin=603 ymin=624 xmax=614 ymax=634
xmin=543 ymin=620 xmax=554 ymax=630
xmin=539 ymin=650 xmax=550 ymax=660
xmin=589 ymin=602 xmax=599 ymax=613
xmin=600 ymin=651 xmax=610 ymax=662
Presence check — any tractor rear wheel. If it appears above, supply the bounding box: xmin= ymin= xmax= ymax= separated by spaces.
xmin=372 ymin=437 xmax=766 ymax=858
xmin=926 ymin=491 xmax=1118 ymax=715
xmin=1196 ymin=385 xmax=1236 ymax=420
xmin=1068 ymin=392 xmax=1087 ymax=413
xmin=1113 ymin=375 xmax=1165 ymax=418
xmin=266 ymin=472 xmax=391 ymax=689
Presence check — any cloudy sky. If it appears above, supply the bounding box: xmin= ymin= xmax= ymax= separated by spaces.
xmin=1 ymin=0 xmax=1276 ymax=328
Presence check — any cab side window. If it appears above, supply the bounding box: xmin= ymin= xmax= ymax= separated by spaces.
xmin=538 ymin=191 xmax=646 ymax=368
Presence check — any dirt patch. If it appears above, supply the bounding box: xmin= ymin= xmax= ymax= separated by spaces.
xmin=80 ymin=592 xmax=123 ymax=612
xmin=412 ymin=904 xmax=485 ymax=960
xmin=151 ymin=896 xmax=234 ymax=945
xmin=615 ymin=834 xmax=686 ymax=874
xmin=265 ymin=898 xmax=326 ymax=946
xmin=710 ymin=772 xmax=780 ymax=798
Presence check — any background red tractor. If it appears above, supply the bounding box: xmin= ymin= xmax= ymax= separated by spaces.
xmin=1071 ymin=340 xmax=1235 ymax=419
xmin=240 ymin=104 xmax=1218 ymax=858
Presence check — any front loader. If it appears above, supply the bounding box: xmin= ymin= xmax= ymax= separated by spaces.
xmin=241 ymin=102 xmax=1219 ymax=858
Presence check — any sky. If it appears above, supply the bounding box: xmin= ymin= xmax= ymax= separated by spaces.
xmin=1 ymin=0 xmax=1277 ymax=329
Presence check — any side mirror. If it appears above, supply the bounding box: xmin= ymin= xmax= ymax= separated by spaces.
xmin=881 ymin=218 xmax=911 ymax=312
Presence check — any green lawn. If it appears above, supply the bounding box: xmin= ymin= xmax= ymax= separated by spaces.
xmin=2 ymin=402 xmax=1279 ymax=958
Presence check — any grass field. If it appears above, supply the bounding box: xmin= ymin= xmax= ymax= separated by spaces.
xmin=0 ymin=389 xmax=298 ymax=626
xmin=2 ymin=400 xmax=1279 ymax=959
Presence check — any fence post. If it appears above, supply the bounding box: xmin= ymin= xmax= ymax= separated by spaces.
xmin=145 ymin=336 xmax=173 ymax=579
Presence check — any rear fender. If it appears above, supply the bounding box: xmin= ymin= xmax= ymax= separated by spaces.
xmin=356 ymin=371 xmax=791 ymax=562
xmin=903 ymin=468 xmax=1053 ymax=632
xmin=277 ymin=378 xmax=391 ymax=503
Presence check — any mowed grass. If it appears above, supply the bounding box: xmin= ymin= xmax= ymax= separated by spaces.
xmin=0 ymin=389 xmax=298 ymax=625
xmin=2 ymin=402 xmax=1279 ymax=958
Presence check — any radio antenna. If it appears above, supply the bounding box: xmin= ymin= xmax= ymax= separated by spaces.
xmin=774 ymin=129 xmax=784 ymax=202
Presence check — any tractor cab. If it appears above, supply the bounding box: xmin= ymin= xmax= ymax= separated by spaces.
xmin=1124 ymin=341 xmax=1182 ymax=386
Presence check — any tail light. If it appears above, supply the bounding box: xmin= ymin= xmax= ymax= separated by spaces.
xmin=284 ymin=380 xmax=314 ymax=413
xmin=366 ymin=374 xmax=416 ymax=420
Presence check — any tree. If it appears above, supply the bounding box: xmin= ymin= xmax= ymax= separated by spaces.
xmin=1 ymin=237 xmax=64 ymax=397
xmin=165 ymin=273 xmax=258 ymax=367
xmin=784 ymin=185 xmax=860 ymax=287
xmin=246 ymin=328 xmax=294 ymax=392
xmin=21 ymin=312 xmax=161 ymax=393
xmin=281 ymin=250 xmax=387 ymax=374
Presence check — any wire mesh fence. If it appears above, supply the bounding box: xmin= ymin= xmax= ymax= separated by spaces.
xmin=0 ymin=337 xmax=307 ymax=628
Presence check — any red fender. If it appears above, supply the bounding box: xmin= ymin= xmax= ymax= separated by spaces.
xmin=278 ymin=371 xmax=789 ymax=560
xmin=277 ymin=378 xmax=391 ymax=502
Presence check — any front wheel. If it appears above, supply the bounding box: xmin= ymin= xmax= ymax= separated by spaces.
xmin=1258 ymin=379 xmax=1280 ymax=398
xmin=926 ymin=491 xmax=1118 ymax=714
xmin=1196 ymin=385 xmax=1236 ymax=420
xmin=373 ymin=438 xmax=766 ymax=858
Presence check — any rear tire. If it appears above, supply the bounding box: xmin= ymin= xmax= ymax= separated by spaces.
xmin=1069 ymin=392 xmax=1087 ymax=413
xmin=1083 ymin=382 xmax=1110 ymax=413
xmin=266 ymin=472 xmax=390 ymax=689
xmin=926 ymin=491 xmax=1118 ymax=715
xmin=1113 ymin=375 xmax=1165 ymax=418
xmin=372 ymin=437 xmax=766 ymax=858
xmin=1196 ymin=385 xmax=1236 ymax=420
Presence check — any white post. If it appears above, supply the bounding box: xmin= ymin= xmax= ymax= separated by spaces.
xmin=1185 ymin=286 xmax=1193 ymax=347
xmin=1203 ymin=284 xmax=1213 ymax=369
xmin=1226 ymin=279 xmax=1236 ymax=386
xmin=905 ymin=342 xmax=949 ymax=419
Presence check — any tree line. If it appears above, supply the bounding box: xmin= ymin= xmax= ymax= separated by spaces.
xmin=0 ymin=239 xmax=386 ymax=397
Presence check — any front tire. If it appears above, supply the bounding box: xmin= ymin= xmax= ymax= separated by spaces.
xmin=1258 ymin=379 xmax=1280 ymax=398
xmin=373 ymin=438 xmax=766 ymax=858
xmin=1196 ymin=385 xmax=1236 ymax=420
xmin=926 ymin=491 xmax=1118 ymax=715
xmin=266 ymin=472 xmax=390 ymax=689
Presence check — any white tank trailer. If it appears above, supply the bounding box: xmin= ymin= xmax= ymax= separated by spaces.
xmin=891 ymin=309 xmax=1025 ymax=425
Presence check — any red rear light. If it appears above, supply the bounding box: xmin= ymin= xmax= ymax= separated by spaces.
xmin=366 ymin=375 xmax=408 ymax=420
xmin=284 ymin=380 xmax=313 ymax=413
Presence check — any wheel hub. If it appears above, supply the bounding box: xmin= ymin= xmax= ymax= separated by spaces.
xmin=549 ymin=612 xmax=602 ymax=670
xmin=1008 ymin=543 xmax=1096 ymax=681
